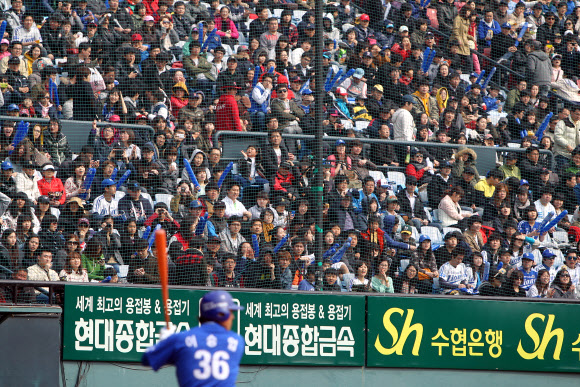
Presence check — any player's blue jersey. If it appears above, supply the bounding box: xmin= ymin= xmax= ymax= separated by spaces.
xmin=142 ymin=322 xmax=245 ymax=387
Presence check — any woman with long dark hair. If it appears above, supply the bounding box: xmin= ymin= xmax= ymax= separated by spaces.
xmin=527 ymin=269 xmax=550 ymax=297
xmin=393 ymin=263 xmax=419 ymax=294
xmin=548 ymin=269 xmax=577 ymax=299
xmin=0 ymin=229 xmax=21 ymax=276
xmin=2 ymin=192 xmax=39 ymax=232
xmin=59 ymin=251 xmax=89 ymax=282
xmin=502 ymin=270 xmax=527 ymax=297
xmin=411 ymin=235 xmax=439 ymax=293
xmin=15 ymin=213 xmax=34 ymax=246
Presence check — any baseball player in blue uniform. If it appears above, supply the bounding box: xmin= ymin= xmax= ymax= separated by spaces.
xmin=142 ymin=290 xmax=245 ymax=386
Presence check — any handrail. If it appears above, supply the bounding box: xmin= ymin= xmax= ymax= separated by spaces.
xmin=0 ymin=115 xmax=155 ymax=137
xmin=2 ymin=279 xmax=580 ymax=305
xmin=213 ymin=131 xmax=555 ymax=170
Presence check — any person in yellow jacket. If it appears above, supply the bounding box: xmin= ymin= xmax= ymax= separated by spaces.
xmin=352 ymin=95 xmax=373 ymax=121
xmin=412 ymin=77 xmax=439 ymax=126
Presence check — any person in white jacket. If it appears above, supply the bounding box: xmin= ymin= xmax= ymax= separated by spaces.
xmin=14 ymin=160 xmax=41 ymax=203
xmin=392 ymin=95 xmax=416 ymax=142
xmin=553 ymin=105 xmax=580 ymax=171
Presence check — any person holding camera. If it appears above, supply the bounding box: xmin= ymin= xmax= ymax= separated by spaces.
xmin=94 ymin=215 xmax=123 ymax=266
xmin=37 ymin=163 xmax=66 ymax=207
xmin=144 ymin=202 xmax=179 ymax=238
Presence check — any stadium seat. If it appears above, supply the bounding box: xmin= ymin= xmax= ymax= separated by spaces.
xmin=387 ymin=171 xmax=406 ymax=192
xmin=155 ymin=194 xmax=174 ymax=210
xmin=421 ymin=226 xmax=443 ymax=244
xmin=443 ymin=227 xmax=461 ymax=236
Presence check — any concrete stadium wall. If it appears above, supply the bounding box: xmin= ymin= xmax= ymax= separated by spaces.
xmin=61 ymin=362 xmax=580 ymax=387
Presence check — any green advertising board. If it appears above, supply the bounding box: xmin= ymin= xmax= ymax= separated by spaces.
xmin=367 ymin=296 xmax=580 ymax=373
xmin=62 ymin=285 xmax=365 ymax=366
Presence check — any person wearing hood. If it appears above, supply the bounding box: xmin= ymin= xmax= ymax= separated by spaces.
xmin=527 ymin=40 xmax=553 ymax=96
xmin=170 ymin=82 xmax=189 ymax=118
xmin=383 ymin=214 xmax=417 ymax=251
xmin=43 ymin=118 xmax=72 ymax=167
xmin=452 ymin=146 xmax=479 ymax=181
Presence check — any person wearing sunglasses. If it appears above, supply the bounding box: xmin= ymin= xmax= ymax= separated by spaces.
xmin=548 ymin=268 xmax=577 ymax=299
xmin=563 ymin=250 xmax=580 ymax=287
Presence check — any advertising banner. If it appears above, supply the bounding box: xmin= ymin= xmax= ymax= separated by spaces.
xmin=367 ymin=296 xmax=580 ymax=373
xmin=63 ymin=285 xmax=365 ymax=366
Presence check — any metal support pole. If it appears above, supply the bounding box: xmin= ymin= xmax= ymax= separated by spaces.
xmin=313 ymin=0 xmax=325 ymax=290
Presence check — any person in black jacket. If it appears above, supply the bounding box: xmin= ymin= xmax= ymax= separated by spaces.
xmin=490 ymin=22 xmax=516 ymax=62
xmin=262 ymin=129 xmax=291 ymax=182
xmin=397 ymin=175 xmax=429 ymax=230
xmin=68 ymin=66 xmax=99 ymax=121
xmin=456 ymin=166 xmax=484 ymax=210
xmin=38 ymin=214 xmax=65 ymax=257
xmin=329 ymin=192 xmax=356 ymax=232
xmin=520 ymin=145 xmax=547 ymax=187
xmin=427 ymin=161 xmax=456 ymax=207
xmin=234 ymin=144 xmax=268 ymax=188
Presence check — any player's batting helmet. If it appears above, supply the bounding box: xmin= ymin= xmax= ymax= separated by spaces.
xmin=199 ymin=290 xmax=244 ymax=322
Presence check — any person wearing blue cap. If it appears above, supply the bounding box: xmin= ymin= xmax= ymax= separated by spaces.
xmin=327 ymin=139 xmax=352 ymax=177
xmin=519 ymin=252 xmax=538 ymax=291
xmin=490 ymin=20 xmax=517 ymax=63
xmin=536 ymin=248 xmax=559 ymax=284
xmin=340 ymin=67 xmax=367 ymax=100
xmin=142 ymin=290 xmax=244 ymax=386
xmin=91 ymin=178 xmax=119 ymax=220
xmin=0 ymin=160 xmax=17 ymax=199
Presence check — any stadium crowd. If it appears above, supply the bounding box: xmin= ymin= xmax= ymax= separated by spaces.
xmin=1 ymin=0 xmax=580 ymax=301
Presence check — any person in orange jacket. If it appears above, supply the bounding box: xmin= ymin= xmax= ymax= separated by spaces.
xmin=36 ymin=163 xmax=66 ymax=207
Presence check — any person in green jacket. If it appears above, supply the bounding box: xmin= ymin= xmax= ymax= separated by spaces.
xmin=499 ymin=152 xmax=521 ymax=180
xmin=81 ymin=237 xmax=106 ymax=281
xmin=371 ymin=259 xmax=394 ymax=293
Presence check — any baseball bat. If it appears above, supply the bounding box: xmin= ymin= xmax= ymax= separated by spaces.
xmin=155 ymin=229 xmax=171 ymax=329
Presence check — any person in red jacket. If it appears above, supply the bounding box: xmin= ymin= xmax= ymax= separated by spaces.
xmin=37 ymin=163 xmax=66 ymax=207
xmin=274 ymin=160 xmax=300 ymax=201
xmin=215 ymin=82 xmax=244 ymax=132
xmin=361 ymin=215 xmax=385 ymax=254
xmin=405 ymin=148 xmax=434 ymax=186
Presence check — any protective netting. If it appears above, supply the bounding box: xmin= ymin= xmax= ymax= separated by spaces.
xmin=1 ymin=0 xmax=580 ymax=303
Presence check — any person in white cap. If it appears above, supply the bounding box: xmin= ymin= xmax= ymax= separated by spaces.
xmin=37 ymin=163 xmax=66 ymax=207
